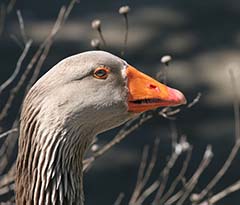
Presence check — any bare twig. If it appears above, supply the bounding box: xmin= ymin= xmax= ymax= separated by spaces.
xmin=152 ymin=143 xmax=182 ymax=204
xmin=229 ymin=69 xmax=240 ymax=141
xmin=0 ymin=40 xmax=32 ymax=94
xmin=159 ymin=92 xmax=201 ymax=119
xmin=0 ymin=0 xmax=78 ymax=192
xmin=0 ymin=0 xmax=77 ymax=122
xmin=0 ymin=165 xmax=15 ymax=197
xmin=7 ymin=0 xmax=16 ymax=13
xmin=122 ymin=14 xmax=128 ymax=56
xmin=135 ymin=181 xmax=159 ymax=205
xmin=129 ymin=138 xmax=160 ymax=204
xmin=133 ymin=138 xmax=189 ymax=205
xmin=199 ymin=179 xmax=240 ymax=205
xmin=119 ymin=6 xmax=130 ymax=56
xmin=83 ymin=114 xmax=153 ymax=171
xmin=176 ymin=146 xmax=213 ymax=205
xmin=139 ymin=138 xmax=160 ymax=190
xmin=191 ymin=70 xmax=240 ymax=203
xmin=0 ymin=183 xmax=14 ymax=195
xmin=160 ymin=147 xmax=192 ymax=203
xmin=191 ymin=141 xmax=240 ymax=203
xmin=113 ymin=193 xmax=125 ymax=205
xmin=16 ymin=10 xmax=27 ymax=44
xmin=0 ymin=164 xmax=15 ymax=189
xmin=170 ymin=121 xmax=178 ymax=151
xmin=165 ymin=146 xmax=213 ymax=205
xmin=24 ymin=6 xmax=66 ymax=93
xmin=0 ymin=128 xmax=18 ymax=140
xmin=0 ymin=120 xmax=18 ymax=174
xmin=187 ymin=92 xmax=202 ymax=108
xmin=130 ymin=145 xmax=150 ymax=203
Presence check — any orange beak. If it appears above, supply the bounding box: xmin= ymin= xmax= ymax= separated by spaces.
xmin=127 ymin=65 xmax=186 ymax=113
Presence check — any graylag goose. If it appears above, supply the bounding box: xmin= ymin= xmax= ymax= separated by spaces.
xmin=16 ymin=51 xmax=186 ymax=205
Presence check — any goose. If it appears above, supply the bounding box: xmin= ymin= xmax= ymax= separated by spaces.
xmin=16 ymin=51 xmax=186 ymax=205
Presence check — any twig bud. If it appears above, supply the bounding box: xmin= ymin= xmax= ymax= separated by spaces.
xmin=91 ymin=19 xmax=107 ymax=47
xmin=204 ymin=145 xmax=213 ymax=159
xmin=119 ymin=5 xmax=130 ymax=15
xmin=190 ymin=194 xmax=201 ymax=202
xmin=161 ymin=55 xmax=172 ymax=66
xmin=91 ymin=144 xmax=99 ymax=152
xmin=174 ymin=137 xmax=191 ymax=155
xmin=180 ymin=136 xmax=190 ymax=151
xmin=91 ymin=39 xmax=100 ymax=49
xmin=91 ymin=19 xmax=101 ymax=30
xmin=175 ymin=143 xmax=183 ymax=155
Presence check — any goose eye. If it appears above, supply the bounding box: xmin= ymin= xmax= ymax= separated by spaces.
xmin=93 ymin=67 xmax=109 ymax=79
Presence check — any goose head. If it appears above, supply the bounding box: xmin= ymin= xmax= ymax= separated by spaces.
xmin=27 ymin=51 xmax=185 ymax=134
xmin=16 ymin=51 xmax=186 ymax=205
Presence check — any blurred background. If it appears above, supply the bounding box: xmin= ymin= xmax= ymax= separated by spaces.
xmin=1 ymin=0 xmax=240 ymax=204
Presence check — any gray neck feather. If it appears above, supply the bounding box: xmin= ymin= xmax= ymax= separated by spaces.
xmin=16 ymin=97 xmax=94 ymax=205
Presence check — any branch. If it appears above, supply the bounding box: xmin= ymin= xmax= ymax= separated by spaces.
xmin=229 ymin=69 xmax=240 ymax=141
xmin=158 ymin=92 xmax=201 ymax=120
xmin=0 ymin=120 xmax=18 ymax=174
xmin=190 ymin=69 xmax=240 ymax=203
xmin=160 ymin=146 xmax=192 ymax=204
xmin=16 ymin=10 xmax=27 ymax=44
xmin=152 ymin=145 xmax=181 ymax=203
xmin=165 ymin=146 xmax=213 ymax=205
xmin=129 ymin=138 xmax=160 ymax=204
xmin=0 ymin=0 xmax=78 ymax=122
xmin=113 ymin=193 xmax=125 ymax=205
xmin=199 ymin=179 xmax=240 ymax=205
xmin=83 ymin=114 xmax=153 ymax=171
xmin=119 ymin=5 xmax=130 ymax=56
xmin=0 ymin=128 xmax=18 ymax=140
xmin=0 ymin=40 xmax=32 ymax=94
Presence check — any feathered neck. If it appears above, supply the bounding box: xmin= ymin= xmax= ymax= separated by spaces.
xmin=16 ymin=100 xmax=94 ymax=205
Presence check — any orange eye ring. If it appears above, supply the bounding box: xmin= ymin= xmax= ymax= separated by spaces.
xmin=93 ymin=67 xmax=109 ymax=79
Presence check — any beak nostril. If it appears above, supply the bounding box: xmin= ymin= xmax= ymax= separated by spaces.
xmin=148 ymin=84 xmax=160 ymax=92
xmin=149 ymin=84 xmax=156 ymax=89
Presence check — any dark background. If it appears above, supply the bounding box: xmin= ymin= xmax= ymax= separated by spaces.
xmin=1 ymin=0 xmax=240 ymax=204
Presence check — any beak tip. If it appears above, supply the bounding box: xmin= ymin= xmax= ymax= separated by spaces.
xmin=169 ymin=88 xmax=187 ymax=106
xmin=177 ymin=90 xmax=187 ymax=105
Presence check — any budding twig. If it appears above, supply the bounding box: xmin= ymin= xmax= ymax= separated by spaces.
xmin=160 ymin=146 xmax=192 ymax=204
xmin=190 ymin=69 xmax=240 ymax=203
xmin=119 ymin=5 xmax=130 ymax=56
xmin=165 ymin=146 xmax=213 ymax=205
xmin=91 ymin=19 xmax=106 ymax=47
xmin=158 ymin=55 xmax=172 ymax=84
xmin=161 ymin=55 xmax=172 ymax=66
xmin=153 ymin=137 xmax=188 ymax=204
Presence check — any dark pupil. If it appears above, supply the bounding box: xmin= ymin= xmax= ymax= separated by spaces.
xmin=95 ymin=69 xmax=106 ymax=77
